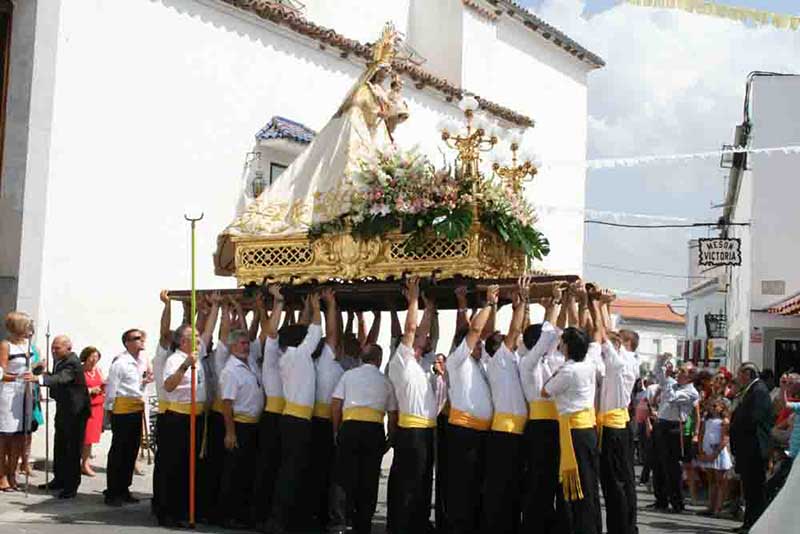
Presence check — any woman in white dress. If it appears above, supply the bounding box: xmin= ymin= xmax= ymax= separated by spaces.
xmin=0 ymin=312 xmax=35 ymax=491
xmin=695 ymin=397 xmax=733 ymax=517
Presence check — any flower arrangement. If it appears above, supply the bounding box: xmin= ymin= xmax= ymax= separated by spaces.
xmin=308 ymin=146 xmax=549 ymax=260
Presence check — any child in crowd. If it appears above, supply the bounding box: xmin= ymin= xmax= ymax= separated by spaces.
xmin=696 ymin=397 xmax=732 ymax=517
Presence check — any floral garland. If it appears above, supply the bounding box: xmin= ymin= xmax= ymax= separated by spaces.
xmin=308 ymin=146 xmax=550 ymax=260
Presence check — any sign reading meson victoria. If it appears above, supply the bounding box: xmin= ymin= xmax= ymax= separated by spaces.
xmin=698 ymin=238 xmax=742 ymax=266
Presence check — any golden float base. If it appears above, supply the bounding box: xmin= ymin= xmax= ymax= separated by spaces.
xmin=218 ymin=223 xmax=530 ymax=286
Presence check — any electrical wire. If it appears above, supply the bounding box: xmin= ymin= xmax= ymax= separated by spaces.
xmin=584 ymin=220 xmax=750 ymax=229
xmin=587 ymin=263 xmax=707 ymax=279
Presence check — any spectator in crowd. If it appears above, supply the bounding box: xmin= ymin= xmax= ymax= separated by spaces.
xmin=765 ymin=378 xmax=800 ymax=503
xmin=682 ymin=368 xmax=702 ymax=506
xmin=33 ymin=335 xmax=90 ymax=499
xmin=696 ymin=397 xmax=733 ymax=517
xmin=0 ymin=311 xmax=37 ymax=492
xmin=80 ymin=347 xmax=105 ymax=476
xmin=730 ymin=362 xmax=775 ymax=532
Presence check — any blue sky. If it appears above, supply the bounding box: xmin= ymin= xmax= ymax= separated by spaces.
xmin=520 ymin=0 xmax=800 ymax=15
xmin=511 ymin=1 xmax=800 ymax=304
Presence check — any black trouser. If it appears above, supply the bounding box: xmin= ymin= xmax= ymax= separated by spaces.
xmin=388 ymin=426 xmax=434 ymax=534
xmin=483 ymin=430 xmax=522 ymax=534
xmin=271 ymin=414 xmax=313 ymax=529
xmin=333 ymin=420 xmax=385 ymax=534
xmin=446 ymin=424 xmax=486 ymax=534
xmin=151 ymin=411 xmax=163 ymax=515
xmin=556 ymin=427 xmax=602 ymax=534
xmin=653 ymin=419 xmax=683 ymax=509
xmin=106 ymin=411 xmax=142 ymax=499
xmin=155 ymin=411 xmax=204 ymax=523
xmin=53 ymin=409 xmax=87 ymax=494
xmin=638 ymin=421 xmax=655 ymax=484
xmin=766 ymin=456 xmax=794 ymax=504
xmin=522 ymin=419 xmax=560 ymax=534
xmin=310 ymin=416 xmax=335 ymax=528
xmin=219 ymin=421 xmax=259 ymax=525
xmin=253 ymin=410 xmax=281 ymax=524
xmin=600 ymin=426 xmax=637 ymax=534
xmin=739 ymin=451 xmax=767 ymax=528
xmin=199 ymin=411 xmax=225 ymax=523
xmin=435 ymin=413 xmax=449 ymax=534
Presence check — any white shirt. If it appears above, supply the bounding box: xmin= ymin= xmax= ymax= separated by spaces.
xmin=519 ymin=321 xmax=561 ymax=403
xmin=387 ymin=342 xmax=438 ymax=420
xmin=544 ymin=358 xmax=597 ymax=415
xmin=333 ymin=362 xmax=397 ymax=413
xmin=599 ymin=341 xmax=639 ymax=414
xmin=214 ymin=340 xmax=261 ymax=395
xmin=220 ymin=355 xmax=264 ymax=418
xmin=153 ymin=344 xmax=172 ymax=402
xmin=104 ymin=351 xmax=146 ymax=410
xmin=162 ymin=349 xmax=207 ymax=404
xmin=486 ymin=344 xmax=527 ymax=418
xmin=446 ymin=339 xmax=493 ymax=421
xmin=339 ymin=354 xmax=361 ymax=371
xmin=315 ymin=344 xmax=344 ymax=406
xmin=587 ymin=342 xmax=605 ymax=379
xmin=655 ymin=361 xmax=699 ymax=422
xmin=262 ymin=337 xmax=283 ymax=399
xmin=279 ymin=324 xmax=322 ymax=408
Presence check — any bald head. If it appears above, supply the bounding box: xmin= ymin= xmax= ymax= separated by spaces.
xmin=52 ymin=335 xmax=73 ymax=359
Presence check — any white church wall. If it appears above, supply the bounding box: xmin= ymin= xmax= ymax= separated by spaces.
xmin=303 ymin=0 xmax=410 ymax=46
xmin=23 ymin=0 xmax=592 ymax=367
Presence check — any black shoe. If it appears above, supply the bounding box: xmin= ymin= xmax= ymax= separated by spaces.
xmin=669 ymin=503 xmax=686 ymax=514
xmin=38 ymin=481 xmax=63 ymax=490
xmin=122 ymin=493 xmax=139 ymax=504
xmin=104 ymin=496 xmax=123 ymax=507
xmin=645 ymin=502 xmax=669 ymax=512
xmin=224 ymin=519 xmax=253 ymax=530
xmin=57 ymin=490 xmax=77 ymax=499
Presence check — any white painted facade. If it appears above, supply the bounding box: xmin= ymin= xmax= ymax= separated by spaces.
xmin=681 ymin=241 xmax=727 ymax=366
xmin=723 ymin=74 xmax=800 ymax=374
xmin=609 ymin=313 xmax=682 ymax=373
xmin=1 ymin=0 xmax=597 ymax=368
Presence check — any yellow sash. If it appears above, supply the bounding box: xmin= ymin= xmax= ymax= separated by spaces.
xmin=169 ymin=402 xmax=200 ymax=416
xmin=398 ymin=413 xmax=436 ymax=429
xmin=491 ymin=412 xmax=527 ymax=434
xmin=343 ymin=407 xmax=385 ymax=423
xmin=211 ymin=397 xmax=225 ymax=414
xmin=233 ymin=413 xmax=259 ymax=424
xmin=528 ymin=400 xmax=559 ymax=421
xmin=448 ymin=408 xmax=491 ymax=431
xmin=264 ymin=396 xmax=286 ymax=414
xmin=313 ymin=403 xmax=332 ymax=419
xmin=283 ymin=401 xmax=313 ymax=420
xmin=112 ymin=397 xmax=144 ymax=415
xmin=597 ymin=408 xmax=630 ymax=429
xmin=157 ymin=399 xmax=171 ymax=413
xmin=558 ymin=408 xmax=596 ymax=501
xmin=597 ymin=407 xmax=630 ymax=450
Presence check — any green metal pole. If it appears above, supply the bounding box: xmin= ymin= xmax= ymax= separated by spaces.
xmin=184 ymin=212 xmax=202 ymax=528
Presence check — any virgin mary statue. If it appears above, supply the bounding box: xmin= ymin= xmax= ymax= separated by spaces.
xmin=216 ymin=24 xmax=408 ymax=271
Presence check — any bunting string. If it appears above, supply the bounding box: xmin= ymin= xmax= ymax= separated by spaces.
xmin=625 ymin=0 xmax=800 ymax=31
xmin=539 ymin=144 xmax=800 ymax=171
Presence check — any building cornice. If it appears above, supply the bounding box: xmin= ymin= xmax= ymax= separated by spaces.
xmin=490 ymin=0 xmax=605 ymax=69
xmin=220 ymin=0 xmax=535 ymax=127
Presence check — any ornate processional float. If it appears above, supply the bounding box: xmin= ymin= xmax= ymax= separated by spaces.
xmin=207 ymin=24 xmax=604 ymax=307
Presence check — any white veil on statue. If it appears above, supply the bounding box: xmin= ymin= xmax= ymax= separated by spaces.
xmin=216 ymin=25 xmax=404 ymax=272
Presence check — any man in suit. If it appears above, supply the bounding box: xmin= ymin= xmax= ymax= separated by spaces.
xmin=31 ymin=335 xmax=90 ymax=499
xmin=730 ymin=362 xmax=774 ymax=533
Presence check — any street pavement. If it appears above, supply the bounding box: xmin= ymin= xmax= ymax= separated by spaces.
xmin=0 ymin=419 xmax=742 ymax=534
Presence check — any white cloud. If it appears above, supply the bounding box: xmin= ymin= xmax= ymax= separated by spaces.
xmin=531 ymin=1 xmax=800 ymax=298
